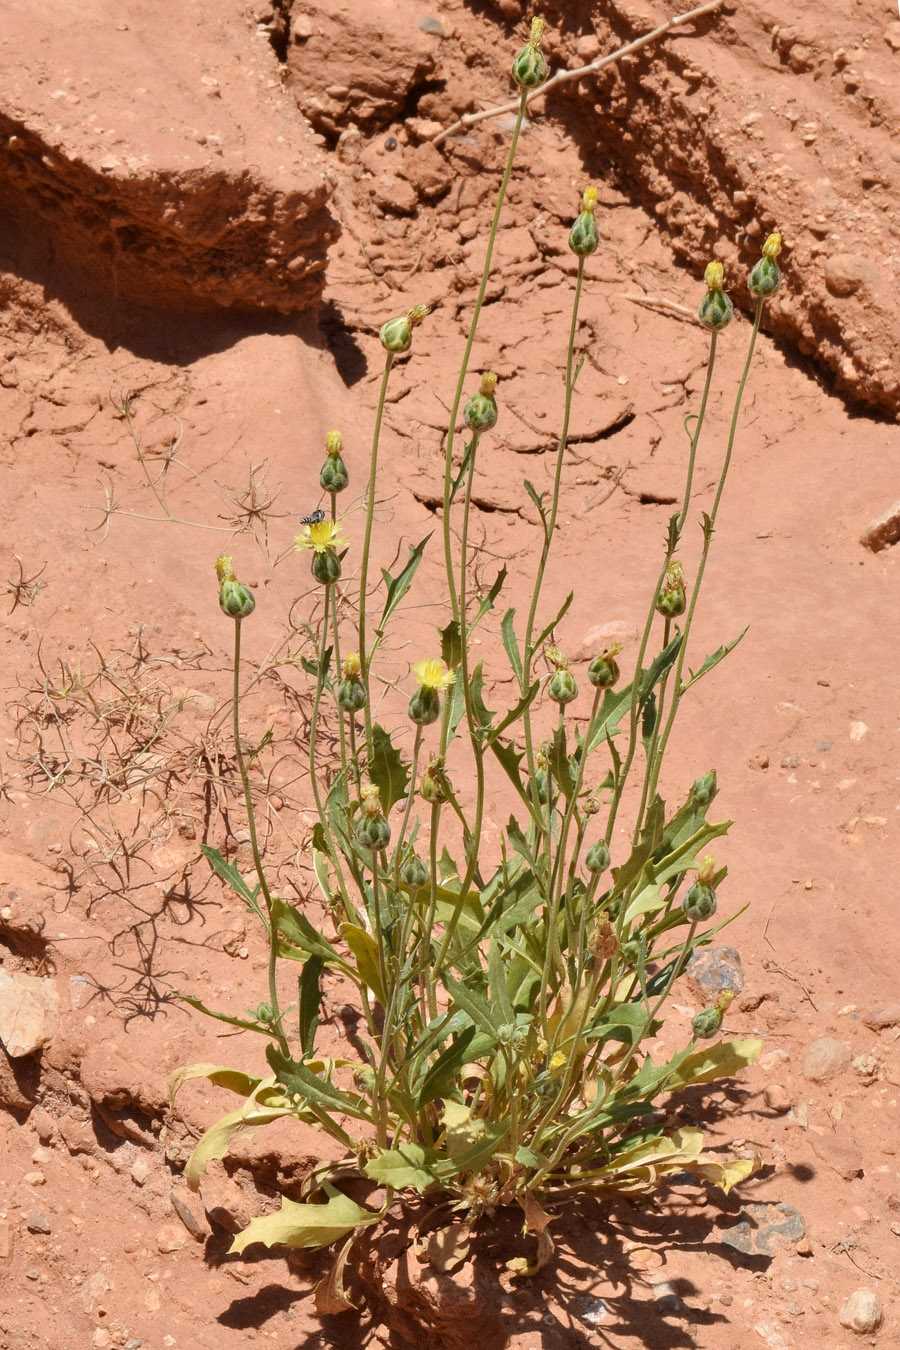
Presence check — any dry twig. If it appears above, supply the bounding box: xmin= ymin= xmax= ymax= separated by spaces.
xmin=433 ymin=0 xmax=726 ymax=146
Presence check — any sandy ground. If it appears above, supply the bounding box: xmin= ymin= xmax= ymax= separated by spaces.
xmin=2 ymin=2 xmax=900 ymax=1347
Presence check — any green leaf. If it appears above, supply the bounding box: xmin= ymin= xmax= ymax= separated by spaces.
xmin=683 ymin=627 xmax=749 ymax=692
xmin=433 ymin=1119 xmax=507 ymax=1180
xmin=523 ymin=479 xmax=548 ymax=525
xmin=298 ymin=956 xmax=324 ymax=1056
xmin=548 ymin=723 xmax=575 ymax=801
xmin=469 ymin=663 xmax=494 ymax=732
xmin=534 ymin=591 xmax=574 ymax=653
xmin=469 ymin=566 xmax=507 ymax=633
xmin=501 ymin=608 xmax=523 ymax=683
xmin=491 ymin=680 xmax=540 ymax=741
xmin=639 ymin=634 xmax=682 ymax=704
xmin=340 ymin=922 xmax=386 ymax=1005
xmin=378 ymin=535 xmax=432 ymax=633
xmin=231 ymin=1183 xmax=380 ymax=1254
xmin=415 ymin=1026 xmax=478 ymax=1107
xmin=266 ymin=1047 xmax=373 ymax=1122
xmin=370 ymin=723 xmax=411 ymax=812
xmin=200 ymin=844 xmax=259 ymax=908
xmin=443 ymin=971 xmax=500 ymax=1039
xmin=272 ymin=899 xmax=342 ymax=964
xmin=488 ymin=937 xmax=514 ymax=1025
xmin=664 ymin=1038 xmax=762 ymax=1093
xmin=440 ymin=619 xmax=462 ymax=671
xmin=175 ymin=993 xmax=273 ymax=1038
xmin=641 ymin=690 xmax=658 ymax=744
xmin=364 ymin=1143 xmax=440 ymax=1192
xmin=491 ymin=740 xmax=530 ymax=806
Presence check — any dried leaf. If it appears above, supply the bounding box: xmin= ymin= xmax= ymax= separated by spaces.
xmin=314 ymin=1232 xmax=358 ymax=1315
xmin=426 ymin=1224 xmax=471 ymax=1274
xmin=507 ymin=1229 xmax=555 ymax=1277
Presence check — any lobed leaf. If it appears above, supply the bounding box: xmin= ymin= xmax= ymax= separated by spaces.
xmin=231 ymin=1184 xmax=380 ymax=1254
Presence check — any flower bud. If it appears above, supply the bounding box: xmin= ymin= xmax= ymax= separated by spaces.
xmin=691 ymin=989 xmax=733 ymax=1040
xmin=463 ymin=372 xmax=499 ymax=432
xmin=585 ymin=840 xmax=610 ymax=874
xmin=682 ymin=880 xmax=717 ymax=921
xmin=420 ymin=758 xmax=448 ymax=804
xmin=548 ymin=668 xmax=578 ymax=705
xmin=569 ymin=186 xmax=599 ymax=257
xmin=408 ymin=686 xmax=441 ymax=726
xmin=357 ymin=782 xmax=391 ymax=851
xmin=748 ymin=235 xmax=782 ymax=298
xmin=320 ymin=456 xmax=349 ymax=492
xmin=215 ymin=555 xmax=255 ymax=620
xmin=311 ymin=549 xmax=342 ymax=585
xmin=691 ymin=769 xmax=717 ymax=806
xmin=588 ymin=643 xmax=622 ymax=689
xmin=656 ymin=559 xmax=686 ymax=618
xmin=691 ymin=1005 xmax=723 ymax=1040
xmin=531 ymin=766 xmax=549 ymax=805
xmin=512 ymin=17 xmax=548 ymax=88
xmin=337 ymin=676 xmax=366 ymax=713
xmin=698 ymin=288 xmax=734 ymax=331
xmin=401 ymin=855 xmax=429 ymax=891
xmin=379 ymin=303 xmax=433 ymax=354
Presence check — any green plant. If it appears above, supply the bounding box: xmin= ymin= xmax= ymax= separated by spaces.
xmin=171 ymin=18 xmax=779 ymax=1293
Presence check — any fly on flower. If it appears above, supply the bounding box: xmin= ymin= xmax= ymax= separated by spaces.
xmin=300 ymin=509 xmax=326 ymax=525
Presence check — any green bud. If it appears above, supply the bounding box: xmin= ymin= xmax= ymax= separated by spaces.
xmin=569 ymin=191 xmax=600 ymax=257
xmin=379 ymin=303 xmax=433 ymax=354
xmin=548 ymin=669 xmax=578 ymax=705
xmin=531 ymin=767 xmax=549 ymax=805
xmin=585 ymin=840 xmax=610 ymax=874
xmin=356 ymin=812 xmax=391 ymax=851
xmin=512 ymin=18 xmax=548 ymax=88
xmin=337 ymin=677 xmax=366 ymax=713
xmin=311 ymin=549 xmax=342 ymax=585
xmin=748 ymin=255 xmax=781 ymax=298
xmin=219 ymin=578 xmax=256 ymax=620
xmin=656 ymin=560 xmax=686 ymax=618
xmin=463 ymin=372 xmax=499 ymax=432
xmin=408 ymin=685 xmax=441 ymax=726
xmin=588 ymin=646 xmax=621 ymax=688
xmin=698 ymin=288 xmax=734 ymax=330
xmin=691 ymin=1005 xmax=724 ymax=1040
xmin=401 ymin=855 xmax=429 ymax=891
xmin=691 ymin=770 xmax=718 ymax=806
xmin=319 ymin=456 xmax=349 ymax=492
xmin=255 ymin=1002 xmax=274 ymax=1023
xmin=682 ymin=881 xmax=717 ymax=921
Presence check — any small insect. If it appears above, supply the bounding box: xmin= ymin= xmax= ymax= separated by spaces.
xmin=299 ymin=509 xmax=326 ymax=525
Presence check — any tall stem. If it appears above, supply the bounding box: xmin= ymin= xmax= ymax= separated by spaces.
xmin=358 ymin=351 xmax=395 ymax=763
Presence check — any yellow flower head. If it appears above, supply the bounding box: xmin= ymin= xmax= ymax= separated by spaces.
xmin=582 ymin=185 xmax=598 ymax=214
xmin=529 ymin=16 xmax=545 ymax=46
xmin=544 ymin=645 xmax=568 ymax=670
xmin=360 ymin=781 xmax=383 ymax=816
xmin=295 ymin=517 xmax=348 ymax=554
xmin=325 ymin=429 xmax=343 ymax=455
xmin=762 ymin=232 xmax=782 ymax=259
xmin=413 ymin=659 xmax=456 ymax=692
xmin=215 ymin=554 xmax=236 ymax=583
xmin=704 ymin=261 xmax=725 ymax=292
xmin=342 ymin=651 xmax=362 ymax=680
xmin=697 ymin=854 xmax=717 ymax=884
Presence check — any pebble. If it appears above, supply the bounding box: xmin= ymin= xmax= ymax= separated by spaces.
xmin=862 ymin=1004 xmax=900 ymax=1030
xmin=764 ymin=1083 xmax=793 ymax=1114
xmin=838 ymin=1287 xmax=883 ymax=1334
xmin=22 ymin=1171 xmax=46 ymax=1186
xmin=25 ymin=1207 xmax=51 ymax=1234
xmin=155 ymin=1224 xmax=186 ymax=1253
xmin=0 ymin=969 xmax=60 ymax=1058
xmin=802 ymin=1037 xmax=852 ymax=1083
xmin=824 ymin=255 xmax=880 ymax=298
xmin=573 ymin=1295 xmax=609 ymax=1326
xmin=721 ymin=1202 xmax=805 ymax=1256
xmin=687 ymin=946 xmax=744 ymax=999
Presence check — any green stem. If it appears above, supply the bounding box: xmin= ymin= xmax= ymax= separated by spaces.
xmin=231 ymin=619 xmax=288 ymax=1057
xmin=358 ymin=350 xmax=396 ymax=763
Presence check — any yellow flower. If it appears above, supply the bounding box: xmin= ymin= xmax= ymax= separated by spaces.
xmin=342 ymin=651 xmax=362 ymax=679
xmin=704 ymin=260 xmax=725 ymax=292
xmin=295 ymin=518 xmax=348 ymax=554
xmin=582 ymin=185 xmax=598 ymax=214
xmin=762 ymin=231 xmax=782 ymax=259
xmin=413 ymin=659 xmax=456 ymax=691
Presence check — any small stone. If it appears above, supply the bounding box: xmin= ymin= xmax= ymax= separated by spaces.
xmin=0 ymin=969 xmax=60 ymax=1058
xmin=838 ymin=1287 xmax=883 ymax=1334
xmin=862 ymin=1004 xmax=900 ymax=1030
xmin=573 ymin=1295 xmax=609 ymax=1327
xmin=764 ymin=1083 xmax=793 ymax=1114
xmin=686 ymin=946 xmax=744 ymax=1000
xmin=0 ymin=1221 xmax=12 ymax=1258
xmin=884 ymin=22 xmax=900 ymax=51
xmin=849 ymin=721 xmax=868 ymax=741
xmin=25 ymin=1207 xmax=51 ymax=1234
xmin=810 ymin=1131 xmax=864 ymax=1179
xmin=130 ymin=1158 xmax=151 ymax=1186
xmin=802 ymin=1037 xmax=852 ymax=1083
xmin=170 ymin=1190 xmax=207 ymax=1240
xmin=22 ymin=1171 xmax=46 ymax=1186
xmin=155 ymin=1224 xmax=186 ymax=1253
xmin=720 ymin=1202 xmax=804 ymax=1256
xmin=417 ymin=15 xmax=444 ymax=35
xmin=754 ymin=1322 xmax=790 ymax=1349
xmin=824 ymin=255 xmax=880 ymax=298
